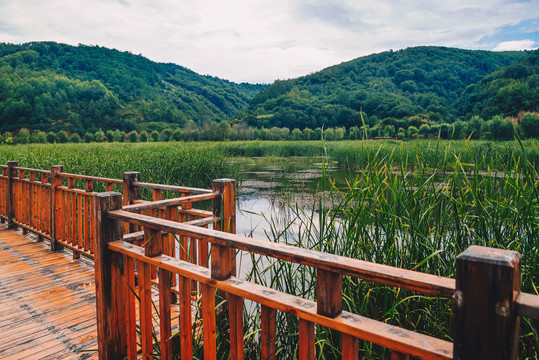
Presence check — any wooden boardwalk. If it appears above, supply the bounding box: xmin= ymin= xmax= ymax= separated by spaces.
xmin=0 ymin=227 xmax=99 ymax=360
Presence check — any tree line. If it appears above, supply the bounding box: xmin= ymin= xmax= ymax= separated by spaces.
xmin=3 ymin=113 xmax=537 ymax=145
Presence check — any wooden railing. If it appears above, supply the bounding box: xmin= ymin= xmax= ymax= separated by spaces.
xmin=1 ymin=162 xmax=538 ymax=360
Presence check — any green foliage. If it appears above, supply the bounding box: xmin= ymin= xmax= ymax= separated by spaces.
xmin=140 ymin=131 xmax=149 ymax=142
xmin=46 ymin=132 xmax=57 ymax=143
xmin=15 ymin=129 xmax=30 ymax=144
xmin=520 ymin=113 xmax=539 ymax=139
xmin=246 ymin=46 xmax=528 ymax=129
xmin=127 ymin=130 xmax=138 ymax=142
xmin=150 ymin=130 xmax=159 ymax=142
xmin=71 ymin=133 xmax=81 ymax=143
xmin=94 ymin=130 xmax=105 ymax=143
xmin=458 ymin=50 xmax=539 ymax=118
xmin=0 ymin=41 xmax=265 ymax=133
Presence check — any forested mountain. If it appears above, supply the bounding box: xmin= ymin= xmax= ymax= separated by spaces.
xmin=0 ymin=42 xmax=265 ymax=133
xmin=244 ymin=47 xmax=530 ymax=129
xmin=458 ymin=50 xmax=539 ymax=119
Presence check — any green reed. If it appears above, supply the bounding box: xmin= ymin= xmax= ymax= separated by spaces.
xmin=246 ymin=139 xmax=538 ymax=359
xmin=0 ymin=142 xmax=234 ymax=189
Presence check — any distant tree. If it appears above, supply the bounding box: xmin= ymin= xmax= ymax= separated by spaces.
xmin=519 ymin=113 xmax=539 ymax=138
xmin=94 ymin=130 xmax=106 ymax=142
xmin=397 ymin=128 xmax=406 ymax=139
xmin=47 ymin=132 xmax=58 ymax=143
xmin=150 ymin=130 xmax=160 ymax=142
xmin=84 ymin=132 xmax=94 ymax=143
xmin=302 ymin=128 xmax=313 ymax=140
xmin=383 ymin=125 xmax=395 ymax=137
xmin=290 ymin=128 xmax=302 ymax=140
xmin=219 ymin=121 xmax=232 ymax=141
xmin=407 ymin=126 xmax=418 ymax=139
xmin=360 ymin=125 xmax=370 ymax=139
xmin=34 ymin=130 xmax=48 ymax=144
xmin=349 ymin=126 xmax=360 ymax=140
xmin=439 ymin=124 xmax=451 ymax=139
xmin=324 ymin=128 xmax=335 ymax=141
xmin=418 ymin=124 xmax=430 ymax=136
xmin=171 ymin=129 xmax=183 ymax=141
xmin=114 ymin=130 xmax=126 ymax=142
xmin=127 ymin=130 xmax=138 ymax=142
xmin=335 ymin=127 xmax=346 ymax=140
xmin=452 ymin=121 xmax=467 ymax=139
xmin=139 ymin=131 xmax=149 ymax=142
xmin=105 ymin=130 xmax=115 ymax=142
xmin=467 ymin=116 xmax=484 ymax=139
xmin=15 ymin=129 xmax=30 ymax=144
xmin=71 ymin=133 xmax=81 ymax=143
xmin=313 ymin=127 xmax=322 ymax=140
xmin=280 ymin=127 xmax=290 ymax=140
xmin=55 ymin=130 xmax=68 ymax=143
xmin=160 ymin=128 xmax=173 ymax=142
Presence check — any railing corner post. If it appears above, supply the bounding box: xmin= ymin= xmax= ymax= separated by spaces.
xmin=454 ymin=245 xmax=521 ymax=360
xmin=93 ymin=191 xmax=126 ymax=360
xmin=123 ymin=172 xmax=141 ymax=234
xmin=211 ymin=178 xmax=236 ymax=279
xmin=122 ymin=172 xmax=141 ymax=206
xmin=6 ymin=161 xmax=18 ymax=229
xmin=50 ymin=165 xmax=64 ymax=251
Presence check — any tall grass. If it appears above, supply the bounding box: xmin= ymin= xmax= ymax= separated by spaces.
xmin=0 ymin=143 xmax=234 ymax=188
xmin=246 ymin=139 xmax=538 ymax=359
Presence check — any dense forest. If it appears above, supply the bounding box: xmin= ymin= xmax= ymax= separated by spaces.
xmin=0 ymin=42 xmax=264 ymax=133
xmin=0 ymin=42 xmax=538 ymax=140
xmin=245 ymin=47 xmax=535 ymax=129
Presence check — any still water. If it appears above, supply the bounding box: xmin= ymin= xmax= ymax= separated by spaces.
xmin=233 ymin=157 xmax=348 ymax=277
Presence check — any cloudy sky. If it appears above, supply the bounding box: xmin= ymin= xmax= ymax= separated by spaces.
xmin=0 ymin=0 xmax=537 ymax=83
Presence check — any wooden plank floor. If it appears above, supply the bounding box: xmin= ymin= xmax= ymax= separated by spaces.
xmin=0 ymin=227 xmax=99 ymax=359
xmin=0 ymin=226 xmax=184 ymax=360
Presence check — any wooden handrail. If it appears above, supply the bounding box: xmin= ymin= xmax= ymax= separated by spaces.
xmin=122 ymin=192 xmax=220 ymax=212
xmin=109 ymin=240 xmax=454 ymax=359
xmin=12 ymin=166 xmax=51 ymax=175
xmin=59 ymin=172 xmax=123 ymax=184
xmin=106 ymin=209 xmax=456 ymax=297
xmin=133 ymin=181 xmax=212 ymax=194
xmin=516 ymin=293 xmax=539 ymax=319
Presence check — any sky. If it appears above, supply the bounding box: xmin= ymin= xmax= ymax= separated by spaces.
xmin=0 ymin=0 xmax=537 ymax=84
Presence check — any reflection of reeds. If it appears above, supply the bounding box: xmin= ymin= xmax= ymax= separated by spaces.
xmin=247 ymin=138 xmax=538 ymax=359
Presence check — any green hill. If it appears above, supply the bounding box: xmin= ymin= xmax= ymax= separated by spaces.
xmin=244 ymin=46 xmax=529 ymax=129
xmin=0 ymin=42 xmax=265 ymax=133
xmin=457 ymin=50 xmax=539 ymax=118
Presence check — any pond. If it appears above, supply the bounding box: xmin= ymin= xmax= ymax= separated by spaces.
xmin=233 ymin=157 xmax=349 ymax=278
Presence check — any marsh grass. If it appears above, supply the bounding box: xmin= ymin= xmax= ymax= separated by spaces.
xmin=0 ymin=142 xmax=235 ymax=191
xmin=246 ymin=139 xmax=538 ymax=359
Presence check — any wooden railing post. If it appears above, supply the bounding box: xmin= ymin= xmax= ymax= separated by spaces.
xmin=93 ymin=191 xmax=126 ymax=360
xmin=122 ymin=172 xmax=141 ymax=206
xmin=211 ymin=178 xmax=236 ymax=278
xmin=211 ymin=179 xmax=244 ymax=359
xmin=454 ymin=245 xmax=521 ymax=360
xmin=123 ymin=172 xmax=141 ymax=234
xmin=6 ymin=161 xmax=17 ymax=229
xmin=50 ymin=165 xmax=64 ymax=251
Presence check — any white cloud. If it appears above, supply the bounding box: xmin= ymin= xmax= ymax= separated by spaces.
xmin=494 ymin=39 xmax=536 ymax=51
xmin=0 ymin=0 xmax=537 ymax=83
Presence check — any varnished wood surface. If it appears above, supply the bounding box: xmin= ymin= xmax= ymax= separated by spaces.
xmin=0 ymin=228 xmax=99 ymax=360
xmin=0 ymin=227 xmax=182 ymax=360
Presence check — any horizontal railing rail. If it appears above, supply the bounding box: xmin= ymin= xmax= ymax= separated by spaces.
xmin=107 ymin=208 xmax=456 ymax=297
